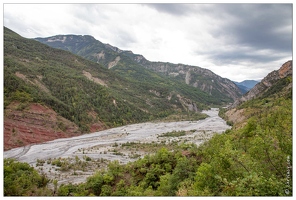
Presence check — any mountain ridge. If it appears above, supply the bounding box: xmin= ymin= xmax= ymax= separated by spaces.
xmin=35 ymin=34 xmax=243 ymax=102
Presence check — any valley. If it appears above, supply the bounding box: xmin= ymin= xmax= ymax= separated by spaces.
xmin=4 ymin=108 xmax=230 ymax=186
xmin=3 ymin=26 xmax=292 ymax=196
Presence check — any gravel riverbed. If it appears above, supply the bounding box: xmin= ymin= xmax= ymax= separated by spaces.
xmin=4 ymin=108 xmax=231 ymax=186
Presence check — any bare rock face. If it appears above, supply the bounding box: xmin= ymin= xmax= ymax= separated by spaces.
xmin=279 ymin=60 xmax=293 ymax=78
xmin=108 ymin=56 xmax=121 ymax=69
xmin=4 ymin=102 xmax=108 ymax=151
xmin=230 ymin=60 xmax=292 ymax=108
xmin=4 ymin=102 xmax=82 ymax=151
xmin=142 ymin=62 xmax=242 ymax=101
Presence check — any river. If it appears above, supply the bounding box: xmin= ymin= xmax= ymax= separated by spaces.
xmin=4 ymin=108 xmax=230 ymax=185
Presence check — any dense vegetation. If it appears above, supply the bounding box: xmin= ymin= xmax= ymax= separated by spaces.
xmin=4 ymin=158 xmax=52 ymax=196
xmin=4 ymin=75 xmax=292 ymax=196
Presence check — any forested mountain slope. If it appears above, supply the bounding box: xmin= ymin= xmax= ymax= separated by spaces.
xmin=4 ymin=27 xmax=209 ymax=150
xmin=35 ymin=34 xmax=242 ymax=103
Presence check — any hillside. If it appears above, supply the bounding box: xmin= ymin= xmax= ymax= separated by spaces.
xmin=35 ymin=34 xmax=242 ymax=103
xmin=230 ymin=60 xmax=292 ymax=109
xmin=4 ymin=27 xmax=209 ymax=150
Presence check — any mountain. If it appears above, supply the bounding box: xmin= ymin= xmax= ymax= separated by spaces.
xmin=235 ymin=80 xmax=259 ymax=89
xmin=234 ymin=80 xmax=259 ymax=94
xmin=4 ymin=27 xmax=209 ymax=150
xmin=35 ymin=35 xmax=243 ymax=103
xmin=229 ymin=60 xmax=292 ymax=109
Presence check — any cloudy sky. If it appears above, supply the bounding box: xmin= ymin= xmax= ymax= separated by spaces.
xmin=3 ymin=3 xmax=293 ymax=81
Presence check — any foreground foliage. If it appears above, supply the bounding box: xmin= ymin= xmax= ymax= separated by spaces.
xmin=4 ymin=158 xmax=52 ymax=196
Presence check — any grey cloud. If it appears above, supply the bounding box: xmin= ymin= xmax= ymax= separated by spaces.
xmin=193 ymin=4 xmax=292 ymax=67
xmin=71 ymin=4 xmax=110 ymax=24
xmin=146 ymin=3 xmax=292 ymax=51
xmin=112 ymin=29 xmax=138 ymax=49
xmin=210 ymin=4 xmax=292 ymax=53
xmin=4 ymin=11 xmax=47 ymax=38
xmin=4 ymin=3 xmax=292 ymax=81
xmin=144 ymin=3 xmax=194 ymax=16
xmin=207 ymin=50 xmax=287 ymax=65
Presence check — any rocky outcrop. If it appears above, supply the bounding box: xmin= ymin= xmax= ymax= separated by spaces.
xmin=142 ymin=62 xmax=242 ymax=101
xmin=279 ymin=60 xmax=293 ymax=78
xmin=83 ymin=70 xmax=107 ymax=86
xmin=176 ymin=94 xmax=199 ymax=112
xmin=94 ymin=51 xmax=105 ymax=62
xmin=108 ymin=56 xmax=121 ymax=69
xmin=230 ymin=60 xmax=292 ymax=108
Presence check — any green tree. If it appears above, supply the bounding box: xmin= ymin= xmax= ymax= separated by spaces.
xmin=4 ymin=158 xmax=51 ymax=196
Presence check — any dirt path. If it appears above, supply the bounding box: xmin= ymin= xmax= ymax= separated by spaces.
xmin=4 ymin=108 xmax=230 ymax=185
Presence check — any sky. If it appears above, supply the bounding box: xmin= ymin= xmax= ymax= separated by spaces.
xmin=3 ymin=2 xmax=293 ymax=82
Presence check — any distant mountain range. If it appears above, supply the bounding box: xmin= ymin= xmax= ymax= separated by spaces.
xmin=234 ymin=80 xmax=259 ymax=94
